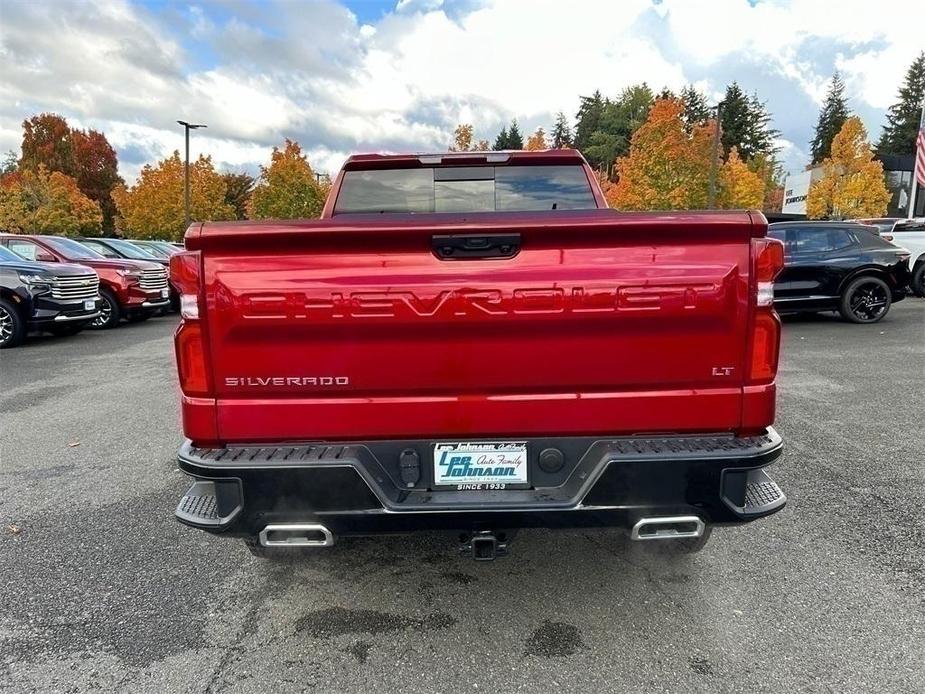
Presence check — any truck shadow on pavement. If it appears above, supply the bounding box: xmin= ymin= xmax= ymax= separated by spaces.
xmin=240 ymin=528 xmax=709 ymax=666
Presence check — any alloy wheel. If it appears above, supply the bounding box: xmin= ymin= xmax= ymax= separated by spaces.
xmin=91 ymin=296 xmax=113 ymax=328
xmin=0 ymin=305 xmax=13 ymax=346
xmin=848 ymin=281 xmax=888 ymax=322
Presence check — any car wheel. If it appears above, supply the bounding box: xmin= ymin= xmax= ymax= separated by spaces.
xmin=839 ymin=276 xmax=892 ymax=323
xmin=0 ymin=298 xmax=25 ymax=349
xmin=912 ymin=264 xmax=925 ymax=298
xmin=89 ymin=289 xmax=121 ymax=329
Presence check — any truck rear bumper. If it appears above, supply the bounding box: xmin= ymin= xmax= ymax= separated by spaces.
xmin=174 ymin=429 xmax=785 ymax=539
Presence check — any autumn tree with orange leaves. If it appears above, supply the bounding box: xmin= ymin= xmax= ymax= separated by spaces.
xmin=450 ymin=124 xmax=474 ymax=151
xmin=525 ymin=128 xmax=548 ymax=151
xmin=19 ymin=113 xmax=123 ymax=233
xmin=112 ymin=152 xmax=234 ymax=240
xmin=806 ymin=116 xmax=890 ymax=219
xmin=607 ymin=98 xmax=766 ymax=211
xmin=718 ymin=147 xmax=765 ymax=209
xmin=607 ymin=98 xmax=713 ymax=210
xmin=450 ymin=124 xmax=489 ymax=151
xmin=248 ymin=139 xmax=327 ymax=220
xmin=0 ymin=165 xmax=102 ymax=236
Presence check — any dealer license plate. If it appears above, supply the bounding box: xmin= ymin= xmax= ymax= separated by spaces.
xmin=161 ymin=288 xmax=169 ymax=298
xmin=433 ymin=442 xmax=529 ymax=490
xmin=84 ymin=299 xmax=95 ymax=311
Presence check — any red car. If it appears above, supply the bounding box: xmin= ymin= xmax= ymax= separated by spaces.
xmin=171 ymin=150 xmax=786 ymax=560
xmin=0 ymin=235 xmax=170 ymax=329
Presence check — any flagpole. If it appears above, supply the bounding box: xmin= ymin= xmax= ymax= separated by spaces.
xmin=909 ymin=101 xmax=925 ymax=220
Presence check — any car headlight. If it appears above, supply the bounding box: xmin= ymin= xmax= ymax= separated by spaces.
xmin=117 ymin=269 xmax=142 ymax=280
xmin=18 ymin=273 xmax=50 ymax=284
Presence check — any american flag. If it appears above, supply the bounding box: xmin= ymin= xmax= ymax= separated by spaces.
xmin=916 ymin=105 xmax=925 ymax=187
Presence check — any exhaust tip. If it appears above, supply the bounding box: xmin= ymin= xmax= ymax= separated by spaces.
xmin=259 ymin=523 xmax=335 ymax=548
xmin=631 ymin=516 xmax=705 ymax=541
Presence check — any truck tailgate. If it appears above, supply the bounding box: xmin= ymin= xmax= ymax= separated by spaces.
xmin=192 ymin=210 xmax=760 ymax=442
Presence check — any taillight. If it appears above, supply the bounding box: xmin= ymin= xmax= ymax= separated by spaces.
xmin=753 ymin=237 xmax=784 ymax=306
xmin=748 ymin=237 xmax=784 ymax=384
xmin=170 ymin=250 xmax=201 ymax=319
xmin=170 ymin=251 xmax=211 ymax=396
xmin=176 ymin=322 xmax=210 ymax=395
xmin=749 ymin=311 xmax=780 ymax=383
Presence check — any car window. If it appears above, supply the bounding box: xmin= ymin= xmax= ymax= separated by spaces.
xmin=333 ymin=164 xmax=597 ymax=214
xmin=767 ymin=228 xmax=786 ymax=242
xmin=79 ymin=239 xmax=120 ymax=258
xmin=791 ymin=228 xmax=833 ymax=253
xmin=6 ymin=239 xmax=42 ymax=261
xmin=153 ymin=242 xmax=181 ymax=255
xmin=39 ymin=236 xmax=105 ymax=260
xmin=108 ymin=238 xmax=158 ymax=259
xmin=0 ymin=245 xmax=23 ymax=262
xmin=134 ymin=243 xmax=169 ymax=258
xmin=828 ymin=229 xmax=855 ymax=250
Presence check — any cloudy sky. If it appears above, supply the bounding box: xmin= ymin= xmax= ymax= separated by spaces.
xmin=1 ymin=0 xmax=922 ymax=184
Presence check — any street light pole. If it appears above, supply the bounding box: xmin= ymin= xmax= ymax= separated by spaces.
xmin=176 ymin=120 xmax=207 ymax=227
xmin=708 ymin=102 xmax=724 ymax=209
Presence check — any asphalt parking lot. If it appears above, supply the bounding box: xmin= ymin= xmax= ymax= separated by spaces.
xmin=1 ymin=301 xmax=924 ymax=694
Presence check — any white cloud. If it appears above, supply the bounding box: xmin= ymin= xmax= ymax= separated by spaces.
xmin=657 ymin=0 xmax=922 ymax=107
xmin=1 ymin=0 xmax=923 ymax=184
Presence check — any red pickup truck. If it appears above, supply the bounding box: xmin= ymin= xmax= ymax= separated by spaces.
xmin=171 ymin=149 xmax=786 ymax=560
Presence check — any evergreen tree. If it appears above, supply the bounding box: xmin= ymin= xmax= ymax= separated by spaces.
xmin=583 ymin=84 xmax=654 ymax=173
xmin=551 ymin=112 xmax=573 ymax=148
xmin=680 ymin=85 xmax=712 ymax=129
xmin=507 ymin=119 xmax=524 ymax=149
xmin=573 ymin=90 xmax=605 ymax=152
xmin=744 ymin=93 xmax=779 ymax=160
xmin=718 ymin=83 xmax=777 ymax=161
xmin=810 ymin=73 xmax=850 ymax=165
xmin=876 ymin=52 xmax=925 ymax=155
xmin=712 ymin=83 xmax=779 ymax=165
xmin=493 ymin=126 xmax=509 ymax=151
xmin=719 ymin=83 xmax=752 ymax=159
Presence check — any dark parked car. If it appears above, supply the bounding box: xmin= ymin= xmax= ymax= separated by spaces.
xmin=769 ymin=221 xmax=911 ymax=323
xmin=0 ymin=245 xmax=100 ymax=348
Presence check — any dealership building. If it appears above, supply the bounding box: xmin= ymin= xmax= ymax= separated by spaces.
xmin=782 ymin=153 xmax=924 ymax=218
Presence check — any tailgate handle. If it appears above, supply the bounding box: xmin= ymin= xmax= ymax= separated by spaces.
xmin=432 ymin=234 xmax=521 ymax=260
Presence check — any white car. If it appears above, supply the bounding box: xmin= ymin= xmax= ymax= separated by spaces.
xmin=889 ymin=219 xmax=925 ymax=296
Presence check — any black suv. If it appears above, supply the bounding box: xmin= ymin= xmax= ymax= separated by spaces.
xmin=769 ymin=221 xmax=911 ymax=323
xmin=0 ymin=245 xmax=101 ymax=348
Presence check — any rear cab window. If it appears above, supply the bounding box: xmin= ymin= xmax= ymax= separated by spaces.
xmin=333 ymin=164 xmax=598 ymax=215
